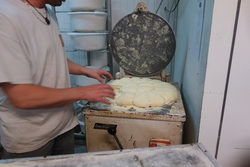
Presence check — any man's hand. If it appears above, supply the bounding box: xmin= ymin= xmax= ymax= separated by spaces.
xmin=78 ymin=84 xmax=115 ymax=104
xmin=82 ymin=68 xmax=113 ymax=84
xmin=67 ymin=59 xmax=113 ymax=83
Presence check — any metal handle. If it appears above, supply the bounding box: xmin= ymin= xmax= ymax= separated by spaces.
xmin=108 ymin=127 xmax=124 ymax=150
xmin=135 ymin=2 xmax=149 ymax=12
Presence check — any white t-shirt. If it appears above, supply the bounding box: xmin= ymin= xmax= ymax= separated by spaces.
xmin=0 ymin=0 xmax=78 ymax=153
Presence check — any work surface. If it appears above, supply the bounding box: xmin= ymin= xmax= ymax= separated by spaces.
xmin=0 ymin=143 xmax=221 ymax=167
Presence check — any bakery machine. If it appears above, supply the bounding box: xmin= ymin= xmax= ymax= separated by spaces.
xmin=83 ymin=2 xmax=186 ymax=152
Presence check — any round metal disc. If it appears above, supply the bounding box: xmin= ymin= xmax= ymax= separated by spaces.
xmin=110 ymin=11 xmax=176 ymax=76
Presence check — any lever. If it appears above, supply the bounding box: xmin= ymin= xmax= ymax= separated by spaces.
xmin=94 ymin=123 xmax=124 ymax=151
xmin=108 ymin=127 xmax=124 ymax=150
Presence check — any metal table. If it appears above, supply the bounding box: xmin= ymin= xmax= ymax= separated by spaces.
xmin=0 ymin=143 xmax=222 ymax=167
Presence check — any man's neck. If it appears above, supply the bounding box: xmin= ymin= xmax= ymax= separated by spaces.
xmin=22 ymin=0 xmax=46 ymax=8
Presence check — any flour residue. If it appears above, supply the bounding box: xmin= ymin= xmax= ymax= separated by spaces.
xmin=111 ymin=12 xmax=176 ymax=76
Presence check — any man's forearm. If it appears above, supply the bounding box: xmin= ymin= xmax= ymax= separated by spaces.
xmin=1 ymin=83 xmax=81 ymax=109
xmin=67 ymin=59 xmax=86 ymax=75
xmin=0 ymin=82 xmax=115 ymax=109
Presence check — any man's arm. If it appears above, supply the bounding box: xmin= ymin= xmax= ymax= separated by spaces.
xmin=0 ymin=60 xmax=115 ymax=109
xmin=0 ymin=83 xmax=115 ymax=109
xmin=67 ymin=59 xmax=113 ymax=83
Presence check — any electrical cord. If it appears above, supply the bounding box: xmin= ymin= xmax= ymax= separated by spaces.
xmin=165 ymin=0 xmax=180 ymax=13
xmin=156 ymin=0 xmax=164 ymax=13
xmin=156 ymin=0 xmax=180 ymax=14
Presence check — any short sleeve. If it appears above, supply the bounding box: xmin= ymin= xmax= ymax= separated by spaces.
xmin=0 ymin=13 xmax=32 ymax=84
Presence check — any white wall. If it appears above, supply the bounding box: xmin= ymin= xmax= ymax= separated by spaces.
xmin=218 ymin=2 xmax=250 ymax=165
xmin=199 ymin=0 xmax=238 ymax=155
xmin=215 ymin=0 xmax=250 ymax=166
xmin=199 ymin=0 xmax=250 ymax=166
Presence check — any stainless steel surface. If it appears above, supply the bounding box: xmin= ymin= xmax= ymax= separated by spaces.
xmin=0 ymin=143 xmax=222 ymax=167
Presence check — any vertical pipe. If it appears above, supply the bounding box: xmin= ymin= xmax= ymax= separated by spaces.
xmin=107 ymin=0 xmax=114 ymax=76
xmin=87 ymin=52 xmax=91 ymax=66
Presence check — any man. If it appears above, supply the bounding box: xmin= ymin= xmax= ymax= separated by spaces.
xmin=0 ymin=0 xmax=115 ymax=159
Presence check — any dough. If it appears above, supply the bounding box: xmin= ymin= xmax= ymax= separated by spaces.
xmin=154 ymin=89 xmax=178 ymax=104
xmin=108 ymin=77 xmax=178 ymax=108
xmin=115 ymin=92 xmax=135 ymax=106
xmin=133 ymin=92 xmax=151 ymax=108
xmin=140 ymin=78 xmax=151 ymax=82
xmin=137 ymin=86 xmax=154 ymax=92
xmin=148 ymin=91 xmax=166 ymax=107
xmin=130 ymin=77 xmax=141 ymax=82
xmin=120 ymin=86 xmax=138 ymax=93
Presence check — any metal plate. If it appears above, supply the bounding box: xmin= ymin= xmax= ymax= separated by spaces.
xmin=110 ymin=11 xmax=176 ymax=76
